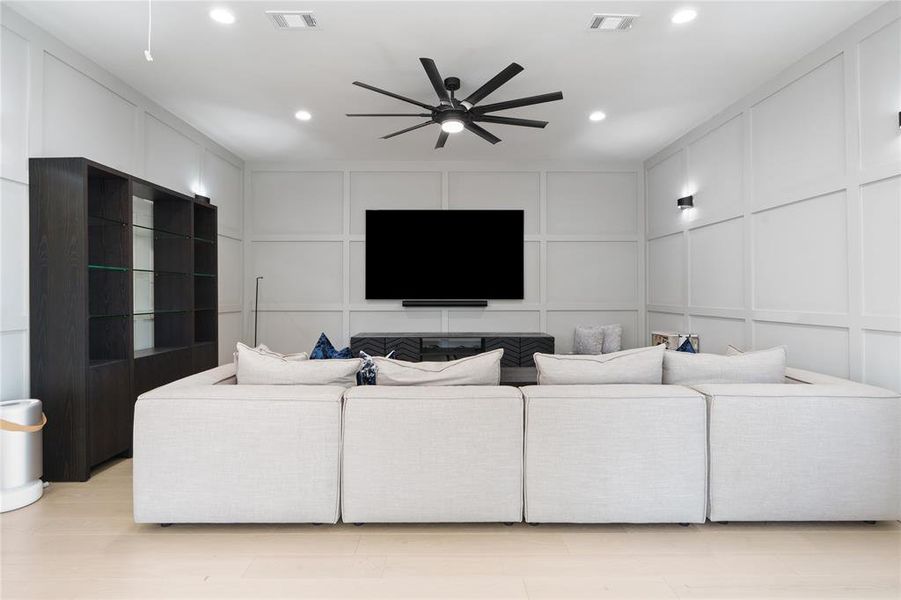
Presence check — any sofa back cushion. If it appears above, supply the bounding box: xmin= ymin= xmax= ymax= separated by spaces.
xmin=533 ymin=344 xmax=665 ymax=385
xmin=663 ymin=346 xmax=785 ymax=384
xmin=236 ymin=342 xmax=361 ymax=386
xmin=373 ymin=349 xmax=503 ymax=386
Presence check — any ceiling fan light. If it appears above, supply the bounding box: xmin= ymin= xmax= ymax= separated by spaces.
xmin=441 ymin=119 xmax=464 ymax=134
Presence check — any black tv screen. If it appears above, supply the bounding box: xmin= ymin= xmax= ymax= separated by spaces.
xmin=365 ymin=210 xmax=524 ymax=300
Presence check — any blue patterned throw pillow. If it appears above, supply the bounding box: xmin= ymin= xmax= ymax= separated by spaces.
xmin=676 ymin=337 xmax=697 ymax=353
xmin=311 ymin=333 xmax=353 ymax=360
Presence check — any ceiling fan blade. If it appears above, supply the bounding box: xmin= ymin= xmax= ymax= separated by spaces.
xmin=471 ymin=91 xmax=563 ymax=114
xmin=474 ymin=115 xmax=548 ymax=128
xmin=352 ymin=81 xmax=435 ymax=110
xmin=346 ymin=113 xmax=432 ymax=117
xmin=435 ymin=130 xmax=449 ymax=149
xmin=462 ymin=63 xmax=524 ymax=106
xmin=420 ymin=58 xmax=451 ymax=104
xmin=464 ymin=122 xmax=501 ymax=145
xmin=381 ymin=120 xmax=435 ymax=139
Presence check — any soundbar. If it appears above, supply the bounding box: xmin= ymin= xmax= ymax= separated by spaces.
xmin=402 ymin=300 xmax=488 ymax=308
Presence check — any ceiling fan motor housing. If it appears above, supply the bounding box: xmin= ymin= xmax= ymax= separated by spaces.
xmin=443 ymin=77 xmax=461 ymax=92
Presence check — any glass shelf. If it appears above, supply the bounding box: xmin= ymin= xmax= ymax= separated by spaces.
xmin=133 ymin=309 xmax=191 ymax=316
xmin=194 ymin=306 xmax=217 ymax=311
xmin=89 ymin=264 xmax=129 ymax=272
xmin=89 ymin=215 xmax=128 ymax=227
xmin=193 ymin=272 xmax=216 ymax=278
xmin=133 ymin=222 xmax=191 ymax=239
xmin=89 ymin=313 xmax=130 ymax=319
xmin=133 ymin=268 xmax=191 ymax=276
xmin=194 ymin=236 xmax=216 ymax=244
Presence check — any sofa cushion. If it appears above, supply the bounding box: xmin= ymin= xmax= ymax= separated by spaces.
xmin=373 ymin=349 xmax=503 ymax=386
xmin=663 ymin=346 xmax=785 ymax=385
xmin=236 ymin=342 xmax=361 ymax=386
xmin=533 ymin=344 xmax=665 ymax=385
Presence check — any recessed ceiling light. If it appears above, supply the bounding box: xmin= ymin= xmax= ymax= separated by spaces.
xmin=671 ymin=8 xmax=697 ymax=24
xmin=294 ymin=110 xmax=312 ymax=121
xmin=589 ymin=111 xmax=607 ymax=122
xmin=209 ymin=8 xmax=236 ymax=25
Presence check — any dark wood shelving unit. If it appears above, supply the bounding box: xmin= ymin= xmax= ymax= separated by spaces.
xmin=30 ymin=157 xmax=219 ymax=481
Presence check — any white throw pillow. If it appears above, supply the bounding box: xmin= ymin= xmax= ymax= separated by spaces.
xmin=373 ymin=349 xmax=503 ymax=386
xmin=662 ymin=346 xmax=786 ymax=384
xmin=534 ymin=345 xmax=665 ymax=385
xmin=236 ymin=342 xmax=360 ymax=386
xmin=233 ymin=343 xmax=308 ymax=366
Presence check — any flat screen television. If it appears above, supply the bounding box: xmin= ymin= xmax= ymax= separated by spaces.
xmin=365 ymin=209 xmax=524 ymax=300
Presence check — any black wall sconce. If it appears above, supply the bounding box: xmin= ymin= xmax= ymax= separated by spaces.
xmin=677 ymin=195 xmax=694 ymax=209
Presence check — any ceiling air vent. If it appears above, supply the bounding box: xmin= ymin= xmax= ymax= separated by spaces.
xmin=588 ymin=14 xmax=637 ymax=31
xmin=266 ymin=10 xmax=318 ymax=29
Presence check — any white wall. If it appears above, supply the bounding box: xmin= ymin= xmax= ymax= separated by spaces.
xmin=644 ymin=3 xmax=901 ymax=390
xmin=244 ymin=161 xmax=644 ymax=355
xmin=0 ymin=7 xmax=246 ymax=401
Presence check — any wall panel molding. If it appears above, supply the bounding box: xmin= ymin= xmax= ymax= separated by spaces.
xmin=247 ymin=163 xmax=643 ymax=353
xmin=643 ymin=3 xmax=901 ymax=390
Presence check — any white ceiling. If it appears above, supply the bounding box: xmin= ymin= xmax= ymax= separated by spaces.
xmin=11 ymin=1 xmax=880 ymax=163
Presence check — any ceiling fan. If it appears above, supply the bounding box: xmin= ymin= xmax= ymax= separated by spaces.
xmin=347 ymin=58 xmax=563 ymax=149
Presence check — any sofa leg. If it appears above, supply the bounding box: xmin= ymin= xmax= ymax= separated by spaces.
xmin=353 ymin=523 xmax=364 ymax=527
xmin=864 ymin=520 xmax=877 ymax=525
xmin=528 ymin=522 xmax=540 ymax=527
xmin=504 ymin=522 xmax=514 ymax=526
xmin=312 ymin=523 xmax=322 ymax=526
xmin=160 ymin=523 xmax=172 ymax=528
xmin=679 ymin=523 xmax=690 ymax=527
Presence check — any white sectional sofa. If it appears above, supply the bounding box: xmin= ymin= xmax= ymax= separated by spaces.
xmin=342 ymin=385 xmax=523 ymax=523
xmin=133 ymin=364 xmax=343 ymax=524
xmin=523 ymin=384 xmax=707 ymax=524
xmin=131 ymin=361 xmax=900 ymax=525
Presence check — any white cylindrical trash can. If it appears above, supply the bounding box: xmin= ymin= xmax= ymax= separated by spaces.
xmin=0 ymin=399 xmax=46 ymax=512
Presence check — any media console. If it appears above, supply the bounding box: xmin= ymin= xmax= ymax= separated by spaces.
xmin=349 ymin=332 xmax=554 ymax=367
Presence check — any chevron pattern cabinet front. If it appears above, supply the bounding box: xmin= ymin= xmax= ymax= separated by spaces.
xmin=351 ymin=333 xmax=553 ymax=367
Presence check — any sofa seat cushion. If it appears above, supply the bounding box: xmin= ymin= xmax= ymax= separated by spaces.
xmin=373 ymin=349 xmax=503 ymax=386
xmin=533 ymin=344 xmax=665 ymax=385
xmin=663 ymin=346 xmax=785 ymax=385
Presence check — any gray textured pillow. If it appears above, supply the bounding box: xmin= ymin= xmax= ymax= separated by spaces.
xmin=573 ymin=326 xmax=605 ymax=354
xmin=600 ymin=324 xmax=623 ymax=353
xmin=573 ymin=324 xmax=622 ymax=354
xmin=534 ymin=345 xmax=665 ymax=385
xmin=373 ymin=349 xmax=503 ymax=386
xmin=663 ymin=346 xmax=786 ymax=384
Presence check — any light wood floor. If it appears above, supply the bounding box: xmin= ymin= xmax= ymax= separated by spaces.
xmin=1 ymin=460 xmax=898 ymax=599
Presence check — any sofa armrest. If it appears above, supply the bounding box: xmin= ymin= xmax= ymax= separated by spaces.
xmin=146 ymin=363 xmax=237 ymax=392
